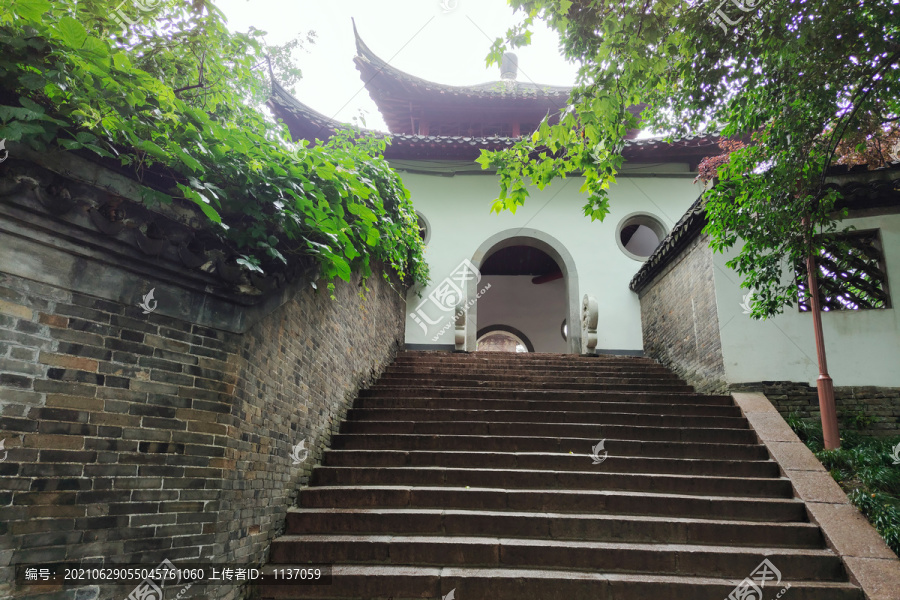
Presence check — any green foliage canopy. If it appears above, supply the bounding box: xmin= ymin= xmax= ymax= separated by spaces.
xmin=480 ymin=0 xmax=899 ymax=317
xmin=0 ymin=0 xmax=428 ymax=289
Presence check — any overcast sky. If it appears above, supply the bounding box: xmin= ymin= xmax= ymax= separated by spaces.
xmin=216 ymin=0 xmax=580 ymax=132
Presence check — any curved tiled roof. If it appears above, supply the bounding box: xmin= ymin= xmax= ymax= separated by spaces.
xmin=268 ymin=81 xmax=522 ymax=158
xmin=351 ymin=20 xmax=571 ymax=102
xmin=269 ymin=80 xmax=720 ymax=162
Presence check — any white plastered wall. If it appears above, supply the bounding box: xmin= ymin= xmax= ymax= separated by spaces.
xmin=401 ymin=162 xmax=705 ymax=353
xmin=713 ymin=213 xmax=900 ymax=387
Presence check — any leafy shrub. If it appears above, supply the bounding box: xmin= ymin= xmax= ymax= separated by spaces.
xmin=0 ymin=0 xmax=428 ymax=289
xmin=787 ymin=413 xmax=900 ymax=557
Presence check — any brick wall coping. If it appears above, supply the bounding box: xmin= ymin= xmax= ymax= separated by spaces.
xmin=629 ymin=165 xmax=900 ymax=295
xmin=1 ymin=155 xmax=404 ymax=333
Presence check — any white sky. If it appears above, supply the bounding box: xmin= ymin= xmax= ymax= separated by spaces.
xmin=215 ymin=0 xmax=580 ymax=132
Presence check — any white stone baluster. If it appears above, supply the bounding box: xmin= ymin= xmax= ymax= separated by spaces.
xmin=454 ymin=302 xmax=467 ymax=352
xmin=582 ymin=294 xmax=599 ymax=355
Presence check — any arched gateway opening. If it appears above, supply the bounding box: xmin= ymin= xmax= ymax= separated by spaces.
xmin=468 ymin=229 xmax=581 ymax=354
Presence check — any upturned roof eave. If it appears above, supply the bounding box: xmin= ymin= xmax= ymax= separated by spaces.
xmin=351 ymin=19 xmax=571 ymax=109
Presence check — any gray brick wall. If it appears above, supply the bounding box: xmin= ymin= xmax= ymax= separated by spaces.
xmin=732 ymin=381 xmax=900 ymax=437
xmin=0 ymin=266 xmax=406 ymax=600
xmin=637 ymin=233 xmax=727 ymax=393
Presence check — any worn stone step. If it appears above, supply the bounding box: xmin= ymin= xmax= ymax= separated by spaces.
xmin=396 ymin=352 xmax=658 ymax=365
xmin=347 ymin=407 xmax=749 ymax=429
xmin=310 ymin=466 xmax=792 ymax=498
xmin=370 ymin=379 xmax=696 ymax=392
xmin=390 ymin=361 xmax=669 ymax=373
xmin=354 ymin=396 xmax=744 ymax=417
xmin=257 ymin=352 xmax=863 ymax=600
xmin=381 ymin=371 xmax=684 ymax=385
xmin=339 ymin=420 xmax=759 ymax=445
xmin=359 ymin=386 xmax=732 ymax=404
xmin=322 ymin=450 xmax=781 ymax=478
xmin=386 ymin=363 xmax=681 ymax=377
xmin=297 ymin=486 xmax=808 ymax=522
xmin=268 ymin=535 xmax=846 ymax=582
xmin=331 ymin=433 xmax=770 ymax=460
xmin=284 ymin=507 xmax=823 ymax=548
xmin=256 ymin=564 xmax=862 ymax=600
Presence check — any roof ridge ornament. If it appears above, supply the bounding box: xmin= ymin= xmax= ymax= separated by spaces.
xmin=501 ymin=52 xmax=518 ymax=81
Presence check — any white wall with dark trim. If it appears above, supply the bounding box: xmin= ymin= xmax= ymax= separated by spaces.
xmin=713 ymin=213 xmax=900 ymax=387
xmin=399 ymin=161 xmax=705 ymax=352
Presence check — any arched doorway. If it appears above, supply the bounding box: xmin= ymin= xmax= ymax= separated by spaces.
xmin=468 ymin=229 xmax=581 ymax=354
xmin=476 ymin=325 xmax=534 ymax=353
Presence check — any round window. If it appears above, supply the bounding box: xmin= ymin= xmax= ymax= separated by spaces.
xmin=416 ymin=212 xmax=430 ymax=244
xmin=616 ymin=213 xmax=667 ymax=261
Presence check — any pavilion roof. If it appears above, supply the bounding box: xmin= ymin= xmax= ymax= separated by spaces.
xmin=351 ymin=20 xmax=572 ymax=135
xmin=269 ymin=80 xmax=721 ymax=163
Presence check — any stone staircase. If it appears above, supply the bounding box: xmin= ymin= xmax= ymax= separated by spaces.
xmin=256 ymin=351 xmax=863 ymax=599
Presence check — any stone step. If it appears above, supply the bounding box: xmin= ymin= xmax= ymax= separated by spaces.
xmin=339 ymin=420 xmax=759 ymax=444
xmin=389 ymin=361 xmax=671 ymax=373
xmin=267 ymin=535 xmax=846 ymax=582
xmin=379 ymin=374 xmax=688 ymax=388
xmin=257 ymin=352 xmax=862 ymax=600
xmin=321 ymin=450 xmax=781 ymax=478
xmin=296 ymin=486 xmax=808 ymax=522
xmin=385 ymin=363 xmax=681 ymax=377
xmin=256 ymin=565 xmax=862 ymax=600
xmin=381 ymin=369 xmax=684 ymax=383
xmin=370 ymin=379 xmax=696 ymax=392
xmin=309 ymin=466 xmax=793 ymax=498
xmin=331 ymin=433 xmax=770 ymax=460
xmin=359 ymin=386 xmax=732 ymax=404
xmin=354 ymin=396 xmax=744 ymax=417
xmin=377 ymin=376 xmax=692 ymax=390
xmin=347 ymin=407 xmax=749 ymax=429
xmin=396 ymin=352 xmax=657 ymax=365
xmin=284 ymin=507 xmax=824 ymax=548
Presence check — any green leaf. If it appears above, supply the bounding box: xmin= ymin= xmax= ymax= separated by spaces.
xmin=12 ymin=0 xmax=51 ymax=20
xmin=18 ymin=73 xmax=45 ymax=90
xmin=189 ymin=194 xmax=221 ymax=223
xmin=80 ymin=36 xmax=109 ymax=58
xmin=18 ymin=97 xmax=44 ymax=115
xmin=174 ymin=148 xmax=204 ymax=173
xmin=331 ymin=256 xmax=352 ymax=282
xmin=135 ymin=139 xmax=168 ymax=160
xmin=236 ymin=257 xmax=264 ymax=273
xmin=56 ymin=16 xmax=88 ymax=49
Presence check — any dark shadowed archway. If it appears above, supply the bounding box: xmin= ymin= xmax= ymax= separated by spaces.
xmin=468 ymin=228 xmax=581 ymax=353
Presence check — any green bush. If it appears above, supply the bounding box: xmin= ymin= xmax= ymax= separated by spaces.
xmin=787 ymin=412 xmax=900 ymax=557
xmin=0 ymin=0 xmax=428 ymax=290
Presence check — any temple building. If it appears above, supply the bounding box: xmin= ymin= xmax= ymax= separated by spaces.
xmin=270 ymin=23 xmax=900 ymax=394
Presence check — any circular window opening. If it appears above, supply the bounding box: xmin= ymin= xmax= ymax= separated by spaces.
xmin=416 ymin=212 xmax=430 ymax=244
xmin=616 ymin=213 xmax=667 ymax=261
